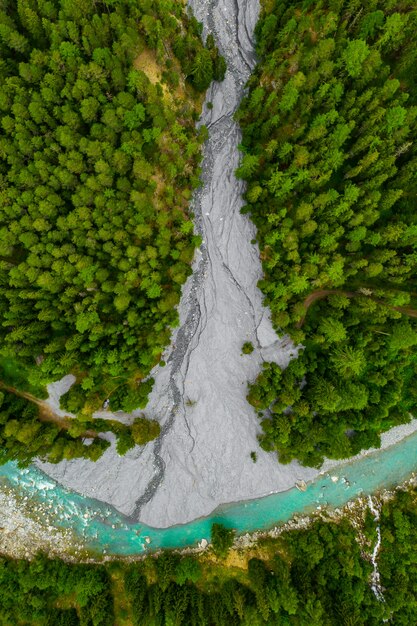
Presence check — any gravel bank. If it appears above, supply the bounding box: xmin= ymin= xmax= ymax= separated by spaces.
xmin=0 ymin=482 xmax=87 ymax=560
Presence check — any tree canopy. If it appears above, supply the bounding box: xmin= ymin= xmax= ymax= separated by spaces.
xmin=236 ymin=0 xmax=417 ymax=466
xmin=0 ymin=0 xmax=224 ymax=461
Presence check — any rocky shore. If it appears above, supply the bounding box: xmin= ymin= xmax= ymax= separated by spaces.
xmin=0 ymin=482 xmax=88 ymax=561
xmin=216 ymin=473 xmax=417 ymax=562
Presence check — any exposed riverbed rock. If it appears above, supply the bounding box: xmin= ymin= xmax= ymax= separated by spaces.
xmin=0 ymin=485 xmax=87 ymax=560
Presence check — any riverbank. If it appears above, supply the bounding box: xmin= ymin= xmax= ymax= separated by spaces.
xmin=0 ymin=482 xmax=88 ymax=561
xmin=321 ymin=417 xmax=417 ymax=474
xmin=231 ymin=472 xmax=417 ymax=552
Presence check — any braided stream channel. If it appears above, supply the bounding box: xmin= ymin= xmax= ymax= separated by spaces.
xmin=36 ymin=0 xmax=319 ymax=530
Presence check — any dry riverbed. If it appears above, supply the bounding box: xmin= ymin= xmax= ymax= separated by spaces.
xmin=37 ymin=0 xmax=318 ymax=529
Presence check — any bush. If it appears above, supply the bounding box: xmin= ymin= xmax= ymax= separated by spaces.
xmin=131 ymin=416 xmax=160 ymax=446
xmin=242 ymin=341 xmax=254 ymax=355
xmin=211 ymin=523 xmax=235 ymax=559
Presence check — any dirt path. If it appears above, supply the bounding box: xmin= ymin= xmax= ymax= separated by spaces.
xmin=297 ymin=289 xmax=417 ymax=327
xmin=0 ymin=382 xmax=98 ymax=438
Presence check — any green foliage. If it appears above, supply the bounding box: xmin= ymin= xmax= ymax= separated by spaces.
xmin=0 ymin=377 xmax=159 ymax=466
xmin=379 ymin=489 xmax=417 ymax=621
xmin=131 ymin=415 xmax=160 ymax=446
xmin=242 ymin=341 xmax=254 ymax=355
xmin=0 ymin=555 xmax=113 ymax=626
xmin=115 ymin=430 xmax=135 ymax=456
xmin=191 ymin=48 xmax=214 ymax=92
xmin=211 ymin=523 xmax=235 ymax=559
xmin=0 ymin=389 xmax=110 ymax=466
xmin=237 ymin=0 xmax=417 ymax=466
xmin=108 ymin=378 xmax=154 ymax=413
xmin=0 ymin=0 xmax=218 ymax=438
xmin=0 ymin=357 xmax=47 ymax=399
xmin=174 ymin=30 xmax=226 ymax=92
xmin=61 ymin=384 xmax=87 ymax=416
xmin=0 ymin=0 xmax=227 ymax=465
xmin=174 ymin=556 xmax=202 ymax=586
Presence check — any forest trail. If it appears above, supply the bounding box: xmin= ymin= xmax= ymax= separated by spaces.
xmin=0 ymin=382 xmax=98 ymax=438
xmin=297 ymin=288 xmax=417 ymax=327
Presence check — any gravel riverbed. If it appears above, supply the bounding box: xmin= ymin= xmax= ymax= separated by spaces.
xmin=38 ymin=0 xmax=318 ymax=529
xmin=35 ymin=0 xmax=417 ymax=532
xmin=0 ymin=482 xmax=87 ymax=560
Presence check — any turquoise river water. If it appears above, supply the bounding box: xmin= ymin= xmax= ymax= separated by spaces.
xmin=0 ymin=429 xmax=417 ymax=556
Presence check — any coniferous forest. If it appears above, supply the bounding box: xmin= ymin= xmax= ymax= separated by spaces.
xmin=237 ymin=0 xmax=417 ymax=466
xmin=0 ymin=0 xmax=224 ymax=464
xmin=1 ymin=487 xmax=417 ymax=625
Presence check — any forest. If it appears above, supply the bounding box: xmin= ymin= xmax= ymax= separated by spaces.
xmin=0 ymin=0 xmax=224 ymax=463
xmin=1 ymin=486 xmax=417 ymax=624
xmin=236 ymin=0 xmax=417 ymax=466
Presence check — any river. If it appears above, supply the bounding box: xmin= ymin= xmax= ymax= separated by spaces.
xmin=1 ymin=427 xmax=417 ymax=556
